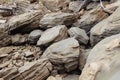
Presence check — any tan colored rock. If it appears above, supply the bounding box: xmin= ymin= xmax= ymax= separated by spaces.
xmin=90 ymin=6 xmax=120 ymax=46
xmin=40 ymin=12 xmax=78 ymax=28
xmin=0 ymin=59 xmax=52 ymax=80
xmin=37 ymin=25 xmax=68 ymax=46
xmin=6 ymin=10 xmax=43 ymax=33
xmin=79 ymin=33 xmax=120 ymax=80
xmin=11 ymin=34 xmax=28 ymax=45
xmin=42 ymin=38 xmax=80 ymax=72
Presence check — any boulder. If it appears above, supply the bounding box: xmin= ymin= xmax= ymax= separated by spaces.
xmin=6 ymin=10 xmax=43 ymax=33
xmin=90 ymin=6 xmax=120 ymax=46
xmin=28 ymin=30 xmax=43 ymax=44
xmin=11 ymin=34 xmax=28 ymax=45
xmin=68 ymin=27 xmax=89 ymax=45
xmin=79 ymin=33 xmax=120 ymax=80
xmin=73 ymin=6 xmax=108 ymax=32
xmin=37 ymin=25 xmax=68 ymax=46
xmin=42 ymin=38 xmax=81 ymax=72
xmin=40 ymin=12 xmax=78 ymax=28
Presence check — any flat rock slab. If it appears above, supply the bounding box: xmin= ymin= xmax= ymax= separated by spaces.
xmin=40 ymin=12 xmax=78 ymax=28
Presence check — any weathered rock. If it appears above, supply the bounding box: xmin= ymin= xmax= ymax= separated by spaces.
xmin=47 ymin=74 xmax=79 ymax=80
xmin=68 ymin=1 xmax=82 ymax=12
xmin=28 ymin=30 xmax=43 ymax=44
xmin=0 ymin=59 xmax=52 ymax=80
xmin=37 ymin=25 xmax=68 ymax=46
xmin=90 ymin=6 xmax=120 ymax=46
xmin=11 ymin=34 xmax=28 ymax=45
xmin=40 ymin=0 xmax=70 ymax=12
xmin=6 ymin=10 xmax=43 ymax=33
xmin=73 ymin=6 xmax=108 ymax=32
xmin=79 ymin=33 xmax=120 ymax=80
xmin=42 ymin=38 xmax=81 ymax=72
xmin=68 ymin=27 xmax=89 ymax=45
xmin=0 ymin=25 xmax=11 ymax=47
xmin=79 ymin=49 xmax=91 ymax=70
xmin=40 ymin=12 xmax=78 ymax=28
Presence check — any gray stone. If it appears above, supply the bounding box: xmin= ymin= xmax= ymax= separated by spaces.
xmin=42 ymin=38 xmax=81 ymax=72
xmin=79 ymin=33 xmax=120 ymax=80
xmin=28 ymin=30 xmax=42 ymax=44
xmin=40 ymin=12 xmax=78 ymax=28
xmin=68 ymin=27 xmax=89 ymax=45
xmin=90 ymin=6 xmax=120 ymax=46
xmin=37 ymin=25 xmax=68 ymax=46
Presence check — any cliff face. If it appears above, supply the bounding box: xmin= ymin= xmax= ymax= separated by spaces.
xmin=0 ymin=0 xmax=120 ymax=80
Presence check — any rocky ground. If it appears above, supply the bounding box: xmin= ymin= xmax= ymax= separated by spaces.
xmin=0 ymin=0 xmax=120 ymax=80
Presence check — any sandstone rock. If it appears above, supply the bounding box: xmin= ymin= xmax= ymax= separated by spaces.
xmin=0 ymin=59 xmax=52 ymax=80
xmin=79 ymin=33 xmax=120 ymax=80
xmin=68 ymin=27 xmax=89 ymax=45
xmin=6 ymin=10 xmax=43 ymax=33
xmin=37 ymin=25 xmax=68 ymax=46
xmin=90 ymin=6 xmax=120 ymax=46
xmin=28 ymin=30 xmax=43 ymax=44
xmin=11 ymin=34 xmax=28 ymax=45
xmin=73 ymin=6 xmax=108 ymax=32
xmin=40 ymin=0 xmax=70 ymax=12
xmin=0 ymin=26 xmax=11 ymax=47
xmin=40 ymin=12 xmax=78 ymax=28
xmin=42 ymin=38 xmax=80 ymax=72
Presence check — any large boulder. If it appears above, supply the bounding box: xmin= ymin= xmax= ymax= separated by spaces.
xmin=79 ymin=33 xmax=120 ymax=80
xmin=37 ymin=25 xmax=68 ymax=46
xmin=42 ymin=38 xmax=81 ymax=72
xmin=68 ymin=27 xmax=89 ymax=45
xmin=28 ymin=29 xmax=43 ymax=44
xmin=90 ymin=6 xmax=120 ymax=46
xmin=40 ymin=12 xmax=78 ymax=28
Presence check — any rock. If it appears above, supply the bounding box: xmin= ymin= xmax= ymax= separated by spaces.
xmin=90 ymin=6 xmax=120 ymax=46
xmin=42 ymin=38 xmax=81 ymax=72
xmin=0 ymin=59 xmax=52 ymax=80
xmin=40 ymin=0 xmax=70 ymax=12
xmin=0 ymin=26 xmax=11 ymax=47
xmin=28 ymin=30 xmax=43 ymax=44
xmin=6 ymin=10 xmax=43 ymax=33
xmin=79 ymin=49 xmax=91 ymax=70
xmin=11 ymin=34 xmax=28 ymax=45
xmin=37 ymin=25 xmax=68 ymax=46
xmin=68 ymin=27 xmax=89 ymax=45
xmin=73 ymin=6 xmax=108 ymax=32
xmin=47 ymin=74 xmax=79 ymax=80
xmin=79 ymin=33 xmax=120 ymax=80
xmin=40 ymin=12 xmax=78 ymax=28
xmin=68 ymin=1 xmax=82 ymax=12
